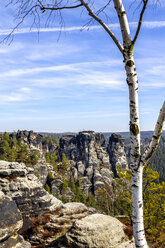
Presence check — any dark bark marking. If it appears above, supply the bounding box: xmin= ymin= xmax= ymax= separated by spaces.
xmin=126 ymin=60 xmax=134 ymax=67
xmin=130 ymin=122 xmax=140 ymax=135
xmin=132 ymin=184 xmax=138 ymax=188
xmin=137 ymin=229 xmax=144 ymax=233
xmin=121 ymin=11 xmax=126 ymax=16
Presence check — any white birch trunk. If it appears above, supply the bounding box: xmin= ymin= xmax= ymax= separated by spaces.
xmin=113 ymin=0 xmax=148 ymax=246
xmin=131 ymin=164 xmax=148 ymax=248
xmin=125 ymin=53 xmax=148 ymax=248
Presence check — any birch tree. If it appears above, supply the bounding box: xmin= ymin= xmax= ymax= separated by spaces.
xmin=5 ymin=0 xmax=165 ymax=247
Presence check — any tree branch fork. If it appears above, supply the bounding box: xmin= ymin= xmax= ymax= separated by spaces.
xmin=141 ymin=101 xmax=165 ymax=165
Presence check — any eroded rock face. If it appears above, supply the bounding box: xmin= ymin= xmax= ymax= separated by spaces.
xmin=10 ymin=130 xmax=57 ymax=153
xmin=0 ymin=161 xmax=134 ymax=248
xmin=60 ymin=131 xmax=113 ymax=195
xmin=27 ymin=202 xmax=89 ymax=247
xmin=53 ymin=213 xmax=135 ymax=248
xmin=33 ymin=161 xmax=48 ymax=186
xmin=108 ymin=133 xmax=128 ymax=176
xmin=0 ymin=161 xmax=62 ymax=231
xmin=0 ymin=191 xmax=31 ymax=248
xmin=10 ymin=130 xmax=43 ymax=151
xmin=0 ymin=161 xmax=90 ymax=247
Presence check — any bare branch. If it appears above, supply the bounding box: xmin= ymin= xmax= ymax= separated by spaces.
xmin=79 ymin=0 xmax=123 ymax=54
xmin=1 ymin=4 xmax=40 ymax=44
xmin=141 ymin=101 xmax=165 ymax=163
xmin=132 ymin=0 xmax=149 ymax=47
xmin=113 ymin=0 xmax=131 ymax=51
xmin=38 ymin=2 xmax=83 ymax=11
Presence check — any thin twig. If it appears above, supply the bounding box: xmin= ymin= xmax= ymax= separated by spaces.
xmin=132 ymin=0 xmax=149 ymax=47
xmin=79 ymin=0 xmax=123 ymax=54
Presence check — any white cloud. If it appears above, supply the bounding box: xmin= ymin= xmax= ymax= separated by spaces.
xmin=0 ymin=42 xmax=24 ymax=54
xmin=0 ymin=94 xmax=25 ymax=102
xmin=0 ymin=87 xmax=35 ymax=103
xmin=0 ymin=60 xmax=121 ymax=78
xmin=0 ymin=21 xmax=164 ymax=36
xmin=142 ymin=21 xmax=165 ymax=28
xmin=19 ymin=87 xmax=31 ymax=92
xmin=0 ymin=64 xmax=79 ymax=78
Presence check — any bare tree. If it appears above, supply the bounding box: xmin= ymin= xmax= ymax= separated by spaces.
xmin=5 ymin=0 xmax=165 ymax=247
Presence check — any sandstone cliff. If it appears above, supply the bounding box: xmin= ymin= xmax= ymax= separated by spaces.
xmin=10 ymin=130 xmax=57 ymax=153
xmin=60 ymin=131 xmax=114 ymax=195
xmin=108 ymin=133 xmax=128 ymax=177
xmin=8 ymin=130 xmax=128 ymax=197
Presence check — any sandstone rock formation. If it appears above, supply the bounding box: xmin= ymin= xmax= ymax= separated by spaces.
xmin=33 ymin=161 xmax=48 ymax=186
xmin=0 ymin=160 xmax=134 ymax=248
xmin=0 ymin=161 xmax=89 ymax=247
xmin=0 ymin=191 xmax=31 ymax=248
xmin=53 ymin=213 xmax=135 ymax=248
xmin=60 ymin=131 xmax=113 ymax=195
xmin=7 ymin=130 xmax=129 ymax=201
xmin=0 ymin=160 xmax=62 ymax=231
xmin=108 ymin=133 xmax=128 ymax=177
xmin=10 ymin=130 xmax=57 ymax=153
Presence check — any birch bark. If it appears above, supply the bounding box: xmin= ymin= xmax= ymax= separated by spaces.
xmin=113 ymin=0 xmax=148 ymax=246
xmin=125 ymin=55 xmax=148 ymax=247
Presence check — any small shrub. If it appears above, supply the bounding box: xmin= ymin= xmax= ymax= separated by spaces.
xmin=45 ymin=184 xmax=51 ymax=194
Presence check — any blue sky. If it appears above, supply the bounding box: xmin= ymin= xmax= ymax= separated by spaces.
xmin=0 ymin=1 xmax=164 ymax=133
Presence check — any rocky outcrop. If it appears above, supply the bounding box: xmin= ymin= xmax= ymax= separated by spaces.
xmin=0 ymin=160 xmax=135 ymax=248
xmin=60 ymin=131 xmax=113 ymax=195
xmin=10 ymin=130 xmax=43 ymax=151
xmin=33 ymin=161 xmax=48 ymax=186
xmin=0 ymin=161 xmax=89 ymax=247
xmin=53 ymin=214 xmax=135 ymax=248
xmin=10 ymin=130 xmax=57 ymax=153
xmin=108 ymin=133 xmax=128 ymax=176
xmin=0 ymin=191 xmax=31 ymax=248
xmin=28 ymin=202 xmax=89 ymax=247
xmin=0 ymin=160 xmax=62 ymax=231
xmin=8 ymin=130 xmax=128 ymax=186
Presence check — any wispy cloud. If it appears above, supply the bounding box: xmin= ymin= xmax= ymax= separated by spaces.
xmin=0 ymin=87 xmax=36 ymax=103
xmin=0 ymin=60 xmax=121 ymax=78
xmin=0 ymin=63 xmax=79 ymax=78
xmin=0 ymin=59 xmax=125 ymax=91
xmin=0 ymin=21 xmax=165 ymax=36
xmin=0 ymin=93 xmax=27 ymax=103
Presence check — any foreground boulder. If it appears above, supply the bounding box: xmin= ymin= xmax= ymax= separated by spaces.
xmin=53 ymin=214 xmax=135 ymax=248
xmin=27 ymin=202 xmax=89 ymax=247
xmin=0 ymin=191 xmax=31 ymax=248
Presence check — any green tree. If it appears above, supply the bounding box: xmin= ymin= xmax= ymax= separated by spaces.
xmin=61 ymin=153 xmax=69 ymax=170
xmin=113 ymin=166 xmax=165 ymax=245
xmin=45 ymin=152 xmax=58 ymax=170
xmin=143 ymin=167 xmax=165 ymax=243
xmin=0 ymin=132 xmax=39 ymax=166
xmin=96 ymin=187 xmax=113 ymax=215
xmin=113 ymin=166 xmax=132 ymax=218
